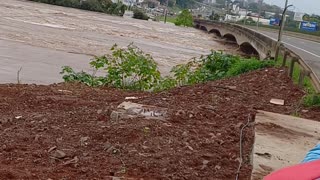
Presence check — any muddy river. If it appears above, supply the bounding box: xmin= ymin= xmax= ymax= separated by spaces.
xmin=0 ymin=0 xmax=237 ymax=84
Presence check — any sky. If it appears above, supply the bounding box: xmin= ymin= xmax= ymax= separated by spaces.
xmin=263 ymin=0 xmax=320 ymax=15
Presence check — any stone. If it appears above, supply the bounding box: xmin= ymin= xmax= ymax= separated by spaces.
xmin=15 ymin=116 xmax=23 ymax=119
xmin=114 ymin=102 xmax=167 ymax=121
xmin=182 ymin=131 xmax=188 ymax=137
xmin=63 ymin=156 xmax=79 ymax=165
xmin=214 ymin=165 xmax=221 ymax=170
xmin=80 ymin=137 xmax=89 ymax=146
xmin=51 ymin=150 xmax=66 ymax=159
xmin=97 ymin=109 xmax=103 ymax=114
xmin=201 ymin=160 xmax=210 ymax=170
xmin=270 ymin=99 xmax=285 ymax=106
xmin=103 ymin=142 xmax=113 ymax=151
xmin=48 ymin=146 xmax=57 ymax=153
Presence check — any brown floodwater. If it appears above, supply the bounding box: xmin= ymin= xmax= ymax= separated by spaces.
xmin=0 ymin=0 xmax=238 ymax=84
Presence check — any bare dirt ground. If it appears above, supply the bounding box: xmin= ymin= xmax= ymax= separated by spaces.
xmin=0 ymin=0 xmax=239 ymax=84
xmin=1 ymin=68 xmax=319 ymax=179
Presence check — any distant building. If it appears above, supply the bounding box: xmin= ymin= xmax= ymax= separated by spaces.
xmin=204 ymin=0 xmax=216 ymax=4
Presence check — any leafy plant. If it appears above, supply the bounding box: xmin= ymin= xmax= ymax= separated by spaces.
xmin=61 ymin=44 xmax=275 ymax=92
xmin=175 ymin=9 xmax=193 ymax=27
xmin=133 ymin=9 xmax=149 ymax=20
xmin=61 ymin=44 xmax=160 ymax=91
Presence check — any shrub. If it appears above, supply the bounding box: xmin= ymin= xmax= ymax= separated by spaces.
xmin=61 ymin=44 xmax=274 ymax=92
xmin=133 ymin=9 xmax=149 ymax=20
xmin=61 ymin=44 xmax=161 ymax=90
xmin=175 ymin=9 xmax=193 ymax=27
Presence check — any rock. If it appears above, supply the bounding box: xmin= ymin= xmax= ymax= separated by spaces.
xmin=182 ymin=131 xmax=188 ymax=137
xmin=185 ymin=142 xmax=194 ymax=151
xmin=48 ymin=146 xmax=57 ymax=153
xmin=97 ymin=109 xmax=103 ymax=114
xmin=63 ymin=156 xmax=79 ymax=165
xmin=80 ymin=137 xmax=89 ymax=146
xmin=125 ymin=97 xmax=139 ymax=100
xmin=111 ymin=102 xmax=167 ymax=122
xmin=201 ymin=160 xmax=210 ymax=170
xmin=15 ymin=116 xmax=23 ymax=120
xmin=226 ymin=86 xmax=237 ymax=89
xmin=214 ymin=165 xmax=221 ymax=170
xmin=175 ymin=110 xmax=186 ymax=116
xmin=51 ymin=150 xmax=66 ymax=159
xmin=270 ymin=99 xmax=285 ymax=106
xmin=197 ymin=105 xmax=215 ymax=111
xmin=103 ymin=142 xmax=113 ymax=152
xmin=203 ymin=160 xmax=209 ymax=165
xmin=302 ymin=109 xmax=309 ymax=113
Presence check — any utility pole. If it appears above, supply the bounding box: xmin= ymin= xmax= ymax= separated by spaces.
xmin=164 ymin=0 xmax=168 ymax=23
xmin=256 ymin=0 xmax=263 ymax=29
xmin=243 ymin=0 xmax=248 ymax=25
xmin=278 ymin=0 xmax=289 ymax=44
xmin=275 ymin=0 xmax=292 ymax=61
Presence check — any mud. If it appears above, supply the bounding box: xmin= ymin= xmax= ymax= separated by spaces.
xmin=1 ymin=68 xmax=318 ymax=179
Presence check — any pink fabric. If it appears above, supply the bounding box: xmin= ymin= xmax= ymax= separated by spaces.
xmin=264 ymin=160 xmax=320 ymax=180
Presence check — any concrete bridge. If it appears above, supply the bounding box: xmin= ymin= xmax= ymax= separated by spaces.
xmin=194 ymin=19 xmax=278 ymax=59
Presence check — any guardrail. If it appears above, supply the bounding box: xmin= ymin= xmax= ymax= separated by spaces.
xmin=280 ymin=46 xmax=320 ymax=93
xmin=194 ymin=19 xmax=320 ymax=94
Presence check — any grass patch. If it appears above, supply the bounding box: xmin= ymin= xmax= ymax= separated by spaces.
xmin=158 ymin=16 xmax=177 ymax=24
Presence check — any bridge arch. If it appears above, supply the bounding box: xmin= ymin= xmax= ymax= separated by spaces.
xmin=239 ymin=42 xmax=260 ymax=59
xmin=209 ymin=29 xmax=222 ymax=37
xmin=199 ymin=26 xmax=208 ymax=32
xmin=223 ymin=33 xmax=237 ymax=43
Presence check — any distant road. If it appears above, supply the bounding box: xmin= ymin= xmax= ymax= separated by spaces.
xmin=256 ymin=29 xmax=320 ymax=80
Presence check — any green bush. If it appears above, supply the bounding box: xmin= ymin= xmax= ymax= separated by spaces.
xmin=133 ymin=9 xmax=149 ymax=20
xmin=61 ymin=44 xmax=160 ymax=91
xmin=61 ymin=45 xmax=274 ymax=91
xmin=175 ymin=9 xmax=193 ymax=27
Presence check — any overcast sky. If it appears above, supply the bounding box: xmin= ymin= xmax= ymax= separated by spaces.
xmin=263 ymin=0 xmax=320 ymax=15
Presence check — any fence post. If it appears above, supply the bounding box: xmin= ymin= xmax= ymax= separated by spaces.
xmin=289 ymin=57 xmax=298 ymax=78
xmin=298 ymin=70 xmax=310 ymax=88
xmin=282 ymin=51 xmax=289 ymax=67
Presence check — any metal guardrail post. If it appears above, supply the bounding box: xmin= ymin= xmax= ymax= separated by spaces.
xmin=289 ymin=57 xmax=298 ymax=78
xmin=298 ymin=70 xmax=310 ymax=88
xmin=282 ymin=51 xmax=289 ymax=67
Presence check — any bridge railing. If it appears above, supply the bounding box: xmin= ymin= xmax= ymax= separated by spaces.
xmin=194 ymin=19 xmax=320 ymax=94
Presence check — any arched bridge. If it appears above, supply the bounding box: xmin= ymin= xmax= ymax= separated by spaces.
xmin=194 ymin=19 xmax=278 ymax=59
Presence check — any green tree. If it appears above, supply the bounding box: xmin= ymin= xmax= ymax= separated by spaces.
xmin=175 ymin=9 xmax=193 ymax=27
